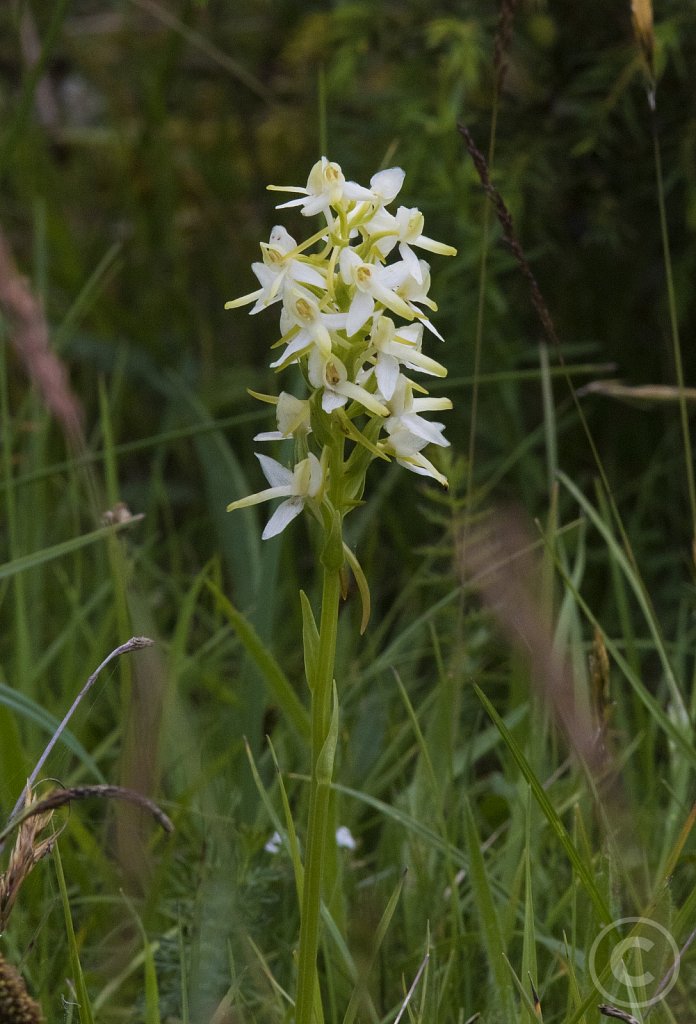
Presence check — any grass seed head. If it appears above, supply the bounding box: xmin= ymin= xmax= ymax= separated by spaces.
xmin=0 ymin=954 xmax=43 ymax=1024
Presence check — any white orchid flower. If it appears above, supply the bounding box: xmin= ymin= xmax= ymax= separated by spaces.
xmin=361 ymin=317 xmax=447 ymax=400
xmin=225 ymin=226 xmax=326 ymax=314
xmin=226 ymin=157 xmax=458 ymax=523
xmin=268 ymin=157 xmax=374 ymax=224
xmin=308 ymin=350 xmax=388 ymax=417
xmin=226 ymin=452 xmax=325 ymax=540
xmin=271 ymin=288 xmax=347 ymax=368
xmin=335 ymin=826 xmax=357 ymax=850
xmin=254 ymin=392 xmax=312 ymax=441
xmin=265 ymin=831 xmax=282 ymax=854
xmin=379 ymin=258 xmax=443 ymax=338
xmin=379 ymin=375 xmax=451 ymax=486
xmin=383 ymin=374 xmax=452 ymax=448
xmin=381 ymin=426 xmax=449 ymax=487
xmin=338 ymin=248 xmax=415 ymax=336
xmin=365 ymin=207 xmax=457 ymax=283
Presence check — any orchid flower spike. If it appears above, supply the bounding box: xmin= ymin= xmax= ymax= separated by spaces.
xmin=226 ymin=157 xmax=457 ymax=538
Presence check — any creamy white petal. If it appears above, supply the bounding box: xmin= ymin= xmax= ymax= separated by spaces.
xmin=400 ymin=413 xmax=449 ymax=447
xmin=291 ymin=263 xmax=326 ymax=289
xmin=398 ymin=242 xmax=423 ymax=283
xmin=411 ymin=396 xmax=453 ymax=412
xmin=253 ymin=430 xmax=285 ymax=441
xmin=262 ymin=498 xmax=304 ymax=539
xmin=370 ymin=167 xmax=405 ymax=203
xmin=346 ymin=290 xmax=374 ymax=337
xmin=269 ymin=330 xmax=312 ymax=368
xmin=338 ymin=380 xmax=389 ymax=417
xmin=301 ymin=195 xmax=331 ymax=217
xmin=257 ymin=453 xmax=293 ymax=488
xmin=375 ymin=353 xmax=400 ymax=400
xmin=396 ymin=454 xmax=448 ymax=486
xmin=342 ymin=180 xmax=377 ymax=202
xmin=322 ymin=390 xmax=349 ymax=412
xmin=275 ymin=196 xmax=311 ymax=210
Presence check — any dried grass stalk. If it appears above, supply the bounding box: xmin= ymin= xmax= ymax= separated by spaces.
xmin=631 ymin=0 xmax=655 ymax=77
xmin=0 ymin=227 xmax=84 ymax=445
xmin=0 ymin=785 xmax=56 ymax=931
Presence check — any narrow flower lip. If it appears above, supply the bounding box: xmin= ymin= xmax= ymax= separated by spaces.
xmin=411 ymin=396 xmax=453 ymax=412
xmin=226 ymin=483 xmax=292 ymax=513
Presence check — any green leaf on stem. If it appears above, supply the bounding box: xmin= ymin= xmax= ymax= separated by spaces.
xmin=342 ymin=544 xmax=371 ymax=633
xmin=300 ymin=589 xmax=320 ymax=692
xmin=316 ymin=682 xmax=339 ymax=786
xmin=321 ymin=506 xmax=344 ymax=572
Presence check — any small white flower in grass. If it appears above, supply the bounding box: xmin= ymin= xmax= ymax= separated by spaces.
xmin=254 ymin=392 xmax=312 ymax=441
xmin=335 ymin=826 xmax=356 ymax=850
xmin=339 ymin=248 xmax=415 ymax=336
xmin=224 ymin=226 xmax=326 ymax=315
xmin=265 ymin=830 xmax=282 ymax=854
xmin=271 ymin=288 xmax=347 ymax=368
xmin=366 ymin=206 xmax=457 ymax=282
xmin=308 ymin=350 xmax=389 ymax=417
xmin=269 ymin=157 xmax=374 ymax=223
xmin=226 ymin=451 xmax=325 ymax=540
xmin=361 ymin=317 xmax=447 ymax=401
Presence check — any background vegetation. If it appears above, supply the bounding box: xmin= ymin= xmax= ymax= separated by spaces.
xmin=2 ymin=1 xmax=696 ymax=1021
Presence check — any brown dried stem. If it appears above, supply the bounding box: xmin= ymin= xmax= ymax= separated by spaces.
xmin=0 ymin=785 xmax=174 ymax=847
xmin=0 ymin=228 xmax=84 ymax=445
xmin=457 ymin=122 xmax=559 ymax=348
xmin=4 ymin=637 xmax=155 ymax=840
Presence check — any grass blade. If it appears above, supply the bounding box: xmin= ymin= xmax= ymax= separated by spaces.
xmin=474 ymin=684 xmax=610 ymax=922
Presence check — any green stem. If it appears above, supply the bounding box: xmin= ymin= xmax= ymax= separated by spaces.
xmin=295 ymin=562 xmax=342 ymax=1024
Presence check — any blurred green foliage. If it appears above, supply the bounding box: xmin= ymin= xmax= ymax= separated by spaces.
xmin=3 ymin=0 xmax=696 ymax=1019
xmin=2 ymin=0 xmax=695 ymax=559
